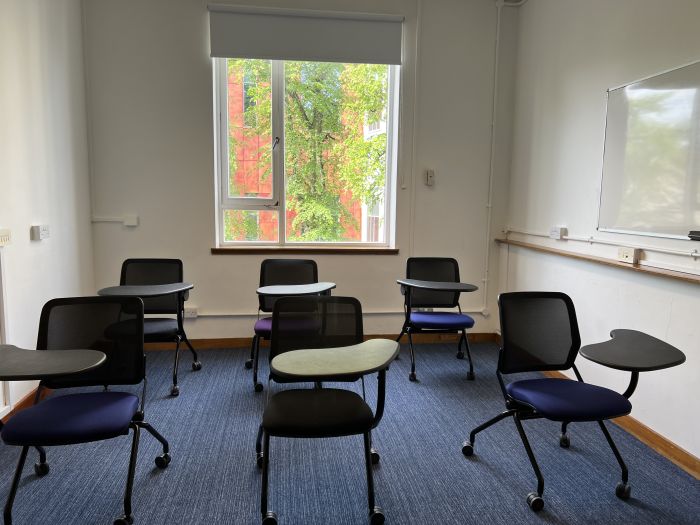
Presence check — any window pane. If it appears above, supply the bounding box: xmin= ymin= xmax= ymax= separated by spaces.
xmin=283 ymin=62 xmax=389 ymax=243
xmin=223 ymin=210 xmax=278 ymax=242
xmin=226 ymin=59 xmax=272 ymax=199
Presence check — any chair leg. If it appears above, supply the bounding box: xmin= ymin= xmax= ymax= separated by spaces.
xmin=255 ymin=425 xmax=264 ymax=469
xmin=461 ymin=329 xmax=475 ymax=380
xmin=182 ymin=336 xmax=202 ymax=371
xmin=4 ymin=445 xmax=29 ymax=525
xmin=364 ymin=432 xmax=384 ymax=523
xmin=560 ymin=421 xmax=571 ymax=448
xmin=597 ymin=420 xmax=631 ymax=499
xmin=252 ymin=336 xmax=263 ymax=393
xmin=512 ymin=415 xmax=545 ymax=511
xmin=33 ymin=445 xmax=49 ymax=477
xmin=407 ymin=331 xmax=417 ymax=382
xmin=245 ymin=335 xmax=257 ymax=370
xmin=115 ymin=423 xmax=140 ymax=524
xmin=137 ymin=421 xmax=171 ymax=468
xmin=260 ymin=431 xmax=277 ymax=524
xmin=170 ymin=338 xmax=182 ymax=397
xmin=368 ymin=430 xmax=380 ymax=465
xmin=462 ymin=409 xmax=515 ymax=455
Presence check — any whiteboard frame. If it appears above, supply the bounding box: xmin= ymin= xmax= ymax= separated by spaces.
xmin=596 ymin=58 xmax=700 ymax=241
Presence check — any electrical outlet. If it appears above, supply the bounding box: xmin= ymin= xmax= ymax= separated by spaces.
xmin=123 ymin=214 xmax=139 ymax=227
xmin=425 ymin=169 xmax=435 ymax=186
xmin=548 ymin=225 xmax=568 ymax=240
xmin=0 ymin=229 xmax=10 ymax=246
xmin=617 ymin=247 xmax=640 ymax=264
xmin=29 ymin=224 xmax=50 ymax=241
xmin=184 ymin=306 xmax=198 ymax=319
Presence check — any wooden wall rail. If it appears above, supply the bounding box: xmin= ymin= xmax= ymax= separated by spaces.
xmin=496 ymin=238 xmax=700 ymax=285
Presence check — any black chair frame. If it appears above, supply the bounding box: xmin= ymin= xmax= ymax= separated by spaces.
xmin=3 ymin=296 xmax=171 ymax=525
xmin=395 ymin=257 xmax=475 ymax=381
xmin=121 ymin=258 xmax=201 ymax=397
xmin=461 ymin=292 xmax=631 ymax=511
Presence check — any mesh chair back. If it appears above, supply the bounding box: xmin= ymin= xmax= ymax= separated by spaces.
xmin=120 ymin=258 xmax=183 ymax=314
xmin=497 ymin=292 xmax=580 ymax=374
xmin=258 ymin=259 xmax=319 ymax=312
xmin=37 ymin=296 xmax=145 ymax=389
xmin=406 ymin=257 xmax=461 ymax=308
xmin=270 ymin=296 xmax=363 ymax=362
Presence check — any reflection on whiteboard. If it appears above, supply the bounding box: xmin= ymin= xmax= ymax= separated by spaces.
xmin=599 ymin=60 xmax=700 ymax=238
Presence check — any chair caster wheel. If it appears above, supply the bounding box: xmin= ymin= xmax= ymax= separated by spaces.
xmin=244 ymin=359 xmax=253 ymax=369
xmin=466 ymin=371 xmax=475 ymax=381
xmin=170 ymin=385 xmax=180 ymax=397
xmin=254 ymin=383 xmax=264 ymax=393
xmin=526 ymin=492 xmax=544 ymax=512
xmin=559 ymin=434 xmax=570 ymax=448
xmin=456 ymin=351 xmax=465 ymax=359
xmin=114 ymin=515 xmax=134 ymax=525
xmin=256 ymin=453 xmax=264 ymax=469
xmin=133 ymin=410 xmax=144 ymax=422
xmin=370 ymin=506 xmax=385 ymax=525
xmin=461 ymin=441 xmax=474 ymax=457
xmin=615 ymin=482 xmax=631 ymax=500
xmin=155 ymin=453 xmax=171 ymax=469
xmin=34 ymin=462 xmax=50 ymax=477
xmin=409 ymin=372 xmax=417 ymax=382
xmin=370 ymin=449 xmax=380 ymax=465
xmin=192 ymin=361 xmax=202 ymax=371
xmin=262 ymin=511 xmax=277 ymax=524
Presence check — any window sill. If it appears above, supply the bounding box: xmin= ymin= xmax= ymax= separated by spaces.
xmin=211 ymin=246 xmax=399 ymax=255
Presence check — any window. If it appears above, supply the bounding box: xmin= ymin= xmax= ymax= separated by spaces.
xmin=215 ymin=58 xmax=399 ymax=245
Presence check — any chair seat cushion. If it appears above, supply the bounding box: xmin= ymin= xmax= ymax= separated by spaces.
xmin=143 ymin=318 xmax=178 ymax=341
xmin=1 ymin=392 xmax=139 ymax=446
xmin=506 ymin=378 xmax=632 ymax=422
xmin=254 ymin=317 xmax=273 ymax=336
xmin=409 ymin=311 xmax=475 ymax=329
xmin=263 ymin=388 xmax=373 ymax=438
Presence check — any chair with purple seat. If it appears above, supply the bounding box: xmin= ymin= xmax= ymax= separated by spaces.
xmin=247 ymin=259 xmax=319 ymax=392
xmin=461 ymin=291 xmax=632 ymax=512
xmin=1 ymin=296 xmax=170 ymax=525
xmin=396 ymin=257 xmax=476 ymax=382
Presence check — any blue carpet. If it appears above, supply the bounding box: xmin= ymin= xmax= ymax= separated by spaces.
xmin=0 ymin=343 xmax=698 ymax=524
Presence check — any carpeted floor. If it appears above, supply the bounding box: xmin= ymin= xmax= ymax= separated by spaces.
xmin=0 ymin=342 xmax=697 ymax=524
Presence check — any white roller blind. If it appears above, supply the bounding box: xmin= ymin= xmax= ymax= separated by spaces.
xmin=208 ymin=4 xmax=403 ymax=65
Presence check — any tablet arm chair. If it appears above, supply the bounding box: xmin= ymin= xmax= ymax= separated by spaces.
xmin=396 ymin=257 xmax=476 ymax=381
xmin=120 ymin=258 xmax=201 ymax=397
xmin=1 ymin=296 xmax=171 ymax=525
xmin=257 ymin=296 xmax=392 ymax=525
xmin=461 ymin=292 xmax=632 ymax=512
xmin=248 ymin=259 xmax=319 ymax=392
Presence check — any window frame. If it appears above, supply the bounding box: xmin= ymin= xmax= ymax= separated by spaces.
xmin=214 ymin=58 xmax=399 ymax=247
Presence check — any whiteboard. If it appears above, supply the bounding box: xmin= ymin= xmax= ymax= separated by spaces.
xmin=598 ymin=60 xmax=700 ymax=239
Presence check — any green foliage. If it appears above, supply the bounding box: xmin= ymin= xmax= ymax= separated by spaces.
xmin=227 ymin=59 xmax=389 ymax=242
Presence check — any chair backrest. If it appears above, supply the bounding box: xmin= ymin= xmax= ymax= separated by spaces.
xmin=120 ymin=258 xmax=183 ymax=314
xmin=406 ymin=257 xmax=461 ymax=308
xmin=37 ymin=296 xmax=146 ymax=389
xmin=258 ymin=259 xmax=319 ymax=312
xmin=270 ymin=295 xmax=363 ymax=362
xmin=497 ymin=291 xmax=580 ymax=374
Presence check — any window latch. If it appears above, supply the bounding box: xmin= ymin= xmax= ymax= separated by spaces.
xmin=264 ymin=201 xmax=279 ymax=209
xmin=272 ymin=136 xmax=280 ymax=150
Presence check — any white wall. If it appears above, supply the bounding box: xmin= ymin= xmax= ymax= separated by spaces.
xmin=506 ymin=0 xmax=700 ymax=457
xmin=83 ymin=0 xmax=507 ymax=337
xmin=0 ymin=0 xmax=95 ymax=404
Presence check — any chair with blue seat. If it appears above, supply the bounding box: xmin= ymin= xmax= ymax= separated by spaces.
xmin=247 ymin=258 xmax=319 ymax=392
xmin=120 ymin=258 xmax=201 ymax=397
xmin=1 ymin=296 xmax=170 ymax=525
xmin=461 ymin=291 xmax=632 ymax=512
xmin=396 ymin=257 xmax=476 ymax=381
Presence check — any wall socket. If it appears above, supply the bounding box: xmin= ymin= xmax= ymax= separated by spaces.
xmin=617 ymin=247 xmax=641 ymax=264
xmin=0 ymin=229 xmax=10 ymax=246
xmin=184 ymin=306 xmax=198 ymax=319
xmin=29 ymin=224 xmax=50 ymax=241
xmin=548 ymin=225 xmax=568 ymax=240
